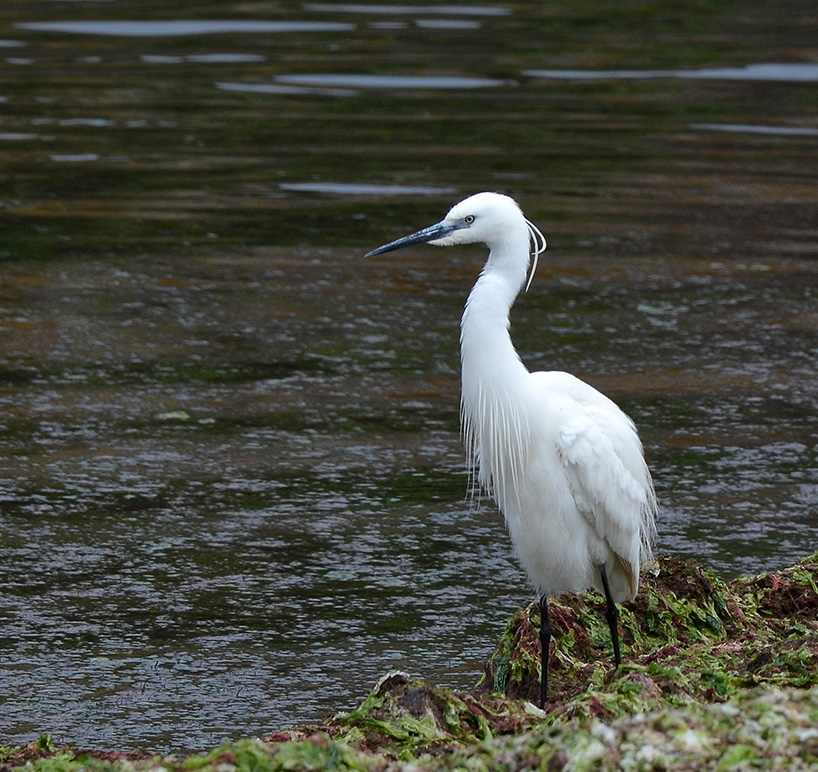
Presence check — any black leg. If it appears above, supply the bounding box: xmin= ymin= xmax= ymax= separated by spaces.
xmin=599 ymin=564 xmax=621 ymax=667
xmin=539 ymin=594 xmax=551 ymax=709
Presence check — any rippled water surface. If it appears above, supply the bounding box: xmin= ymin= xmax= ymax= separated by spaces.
xmin=1 ymin=0 xmax=817 ymax=754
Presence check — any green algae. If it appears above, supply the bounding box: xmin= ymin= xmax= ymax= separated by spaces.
xmin=479 ymin=551 xmax=818 ymax=719
xmin=322 ymin=672 xmax=539 ymax=758
xmin=7 ymin=690 xmax=818 ymax=772
xmin=5 ymin=551 xmax=818 ymax=772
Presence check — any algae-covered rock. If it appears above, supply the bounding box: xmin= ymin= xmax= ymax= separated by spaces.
xmin=319 ymin=671 xmax=544 ymax=758
xmin=8 ymin=689 xmax=818 ymax=772
xmin=420 ymin=686 xmax=818 ymax=772
xmin=731 ymin=551 xmax=818 ymax=633
xmin=479 ymin=551 xmax=818 ymax=722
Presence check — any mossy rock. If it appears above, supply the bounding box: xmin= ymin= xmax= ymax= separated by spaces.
xmin=479 ymin=551 xmax=818 ymax=720
xmin=319 ymin=671 xmax=544 ymax=758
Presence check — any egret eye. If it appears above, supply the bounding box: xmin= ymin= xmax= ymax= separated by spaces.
xmin=464 ymin=215 xmax=475 ymax=224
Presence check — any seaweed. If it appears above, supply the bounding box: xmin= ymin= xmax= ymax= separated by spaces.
xmin=4 ymin=551 xmax=818 ymax=772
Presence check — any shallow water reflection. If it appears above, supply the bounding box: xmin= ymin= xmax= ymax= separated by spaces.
xmin=143 ymin=54 xmax=266 ymax=64
xmin=279 ymin=183 xmax=458 ymax=195
xmin=216 ymin=81 xmax=359 ymax=97
xmin=524 ymin=63 xmax=818 ymax=81
xmin=302 ymin=4 xmax=511 ymax=15
xmin=691 ymin=123 xmax=818 ymax=137
xmin=16 ymin=21 xmax=356 ymax=36
xmin=274 ymin=74 xmax=509 ymax=89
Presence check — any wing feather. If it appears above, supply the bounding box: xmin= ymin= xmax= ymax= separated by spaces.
xmin=559 ymin=413 xmax=646 ymax=550
xmin=532 ymin=371 xmax=657 ymax=594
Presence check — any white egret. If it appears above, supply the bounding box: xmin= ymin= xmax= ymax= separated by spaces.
xmin=366 ymin=192 xmax=657 ymax=708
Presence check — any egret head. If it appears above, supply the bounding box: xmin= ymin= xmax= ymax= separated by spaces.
xmin=366 ymin=191 xmax=546 ymax=291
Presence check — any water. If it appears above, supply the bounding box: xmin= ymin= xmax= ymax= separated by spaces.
xmin=523 ymin=63 xmax=818 ymax=81
xmin=272 ymin=74 xmax=508 ymax=89
xmin=278 ymin=183 xmax=458 ymax=195
xmin=1 ymin=0 xmax=817 ymax=754
xmin=302 ymin=4 xmax=511 ymax=15
xmin=15 ymin=21 xmax=357 ymax=36
xmin=691 ymin=124 xmax=818 ymax=137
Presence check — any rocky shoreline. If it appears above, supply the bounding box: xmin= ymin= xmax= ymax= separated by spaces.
xmin=3 ymin=551 xmax=817 ymax=771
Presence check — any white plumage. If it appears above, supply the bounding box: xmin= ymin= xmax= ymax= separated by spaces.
xmin=367 ymin=191 xmax=658 ymax=706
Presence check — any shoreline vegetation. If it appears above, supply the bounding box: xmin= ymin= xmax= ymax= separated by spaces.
xmin=3 ymin=550 xmax=817 ymax=771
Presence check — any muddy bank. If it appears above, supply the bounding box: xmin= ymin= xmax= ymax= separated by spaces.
xmin=3 ymin=550 xmax=817 ymax=770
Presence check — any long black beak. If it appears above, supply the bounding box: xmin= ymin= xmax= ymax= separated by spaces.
xmin=365 ymin=220 xmax=458 ymax=257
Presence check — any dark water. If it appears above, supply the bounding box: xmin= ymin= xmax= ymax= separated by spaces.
xmin=1 ymin=0 xmax=817 ymax=753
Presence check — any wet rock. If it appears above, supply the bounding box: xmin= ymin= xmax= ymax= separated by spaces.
xmin=479 ymin=550 xmax=818 ymax=720
xmin=319 ymin=671 xmax=542 ymax=757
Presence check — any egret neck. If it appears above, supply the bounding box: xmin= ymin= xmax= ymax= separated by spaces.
xmin=460 ymin=237 xmax=532 ymax=511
